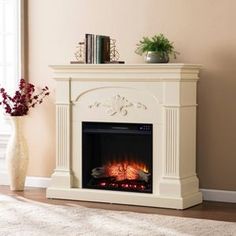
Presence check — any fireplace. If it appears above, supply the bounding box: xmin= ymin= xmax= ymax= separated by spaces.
xmin=47 ymin=64 xmax=203 ymax=209
xmin=82 ymin=122 xmax=152 ymax=193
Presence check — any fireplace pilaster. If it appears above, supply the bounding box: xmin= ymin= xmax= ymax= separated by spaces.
xmin=50 ymin=80 xmax=72 ymax=188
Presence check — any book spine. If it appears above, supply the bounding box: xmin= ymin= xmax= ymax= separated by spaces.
xmin=85 ymin=34 xmax=88 ymax=63
xmin=96 ymin=35 xmax=102 ymax=64
xmin=93 ymin=35 xmax=97 ymax=64
xmin=102 ymin=36 xmax=110 ymax=63
xmin=85 ymin=33 xmax=93 ymax=64
xmin=91 ymin=34 xmax=94 ymax=64
xmin=100 ymin=36 xmax=105 ymax=63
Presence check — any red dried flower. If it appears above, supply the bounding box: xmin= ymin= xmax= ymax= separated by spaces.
xmin=0 ymin=79 xmax=50 ymax=116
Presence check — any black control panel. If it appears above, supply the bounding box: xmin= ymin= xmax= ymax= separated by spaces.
xmin=138 ymin=124 xmax=152 ymax=132
xmin=83 ymin=122 xmax=153 ymax=135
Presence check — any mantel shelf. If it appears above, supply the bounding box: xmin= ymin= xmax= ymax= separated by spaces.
xmin=49 ymin=63 xmax=201 ymax=82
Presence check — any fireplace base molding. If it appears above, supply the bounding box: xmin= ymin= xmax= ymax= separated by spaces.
xmin=47 ymin=186 xmax=202 ymax=209
xmin=47 ymin=64 xmax=202 ymax=209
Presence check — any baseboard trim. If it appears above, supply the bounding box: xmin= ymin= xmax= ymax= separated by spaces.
xmin=0 ymin=171 xmax=51 ymax=188
xmin=201 ymin=188 xmax=236 ymax=203
xmin=0 ymin=173 xmax=235 ymax=203
xmin=0 ymin=170 xmax=9 ymax=184
xmin=25 ymin=176 xmax=51 ymax=188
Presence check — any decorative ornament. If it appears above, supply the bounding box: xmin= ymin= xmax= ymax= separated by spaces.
xmin=110 ymin=39 xmax=120 ymax=62
xmin=89 ymin=94 xmax=147 ymax=116
xmin=74 ymin=41 xmax=85 ymax=63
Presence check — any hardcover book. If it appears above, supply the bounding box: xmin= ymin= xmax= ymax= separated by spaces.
xmin=85 ymin=33 xmax=93 ymax=64
xmin=85 ymin=33 xmax=110 ymax=64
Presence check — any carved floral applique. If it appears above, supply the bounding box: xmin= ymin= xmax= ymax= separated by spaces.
xmin=89 ymin=94 xmax=147 ymax=116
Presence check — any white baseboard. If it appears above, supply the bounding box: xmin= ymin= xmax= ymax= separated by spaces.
xmin=25 ymin=176 xmax=51 ymax=188
xmin=0 ymin=171 xmax=51 ymax=188
xmin=200 ymin=188 xmax=236 ymax=203
xmin=0 ymin=172 xmax=235 ymax=203
xmin=0 ymin=170 xmax=9 ymax=185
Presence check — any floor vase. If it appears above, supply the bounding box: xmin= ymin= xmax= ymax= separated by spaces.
xmin=6 ymin=116 xmax=29 ymax=191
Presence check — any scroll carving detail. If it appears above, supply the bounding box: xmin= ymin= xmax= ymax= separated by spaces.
xmin=88 ymin=94 xmax=147 ymax=116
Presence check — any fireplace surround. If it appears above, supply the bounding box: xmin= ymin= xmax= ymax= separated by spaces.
xmin=47 ymin=64 xmax=202 ymax=209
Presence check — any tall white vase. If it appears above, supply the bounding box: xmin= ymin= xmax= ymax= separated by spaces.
xmin=6 ymin=116 xmax=29 ymax=191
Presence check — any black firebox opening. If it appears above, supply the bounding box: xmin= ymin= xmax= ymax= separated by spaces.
xmin=82 ymin=122 xmax=153 ymax=193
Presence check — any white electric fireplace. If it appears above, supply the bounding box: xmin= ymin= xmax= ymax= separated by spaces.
xmin=47 ymin=64 xmax=202 ymax=209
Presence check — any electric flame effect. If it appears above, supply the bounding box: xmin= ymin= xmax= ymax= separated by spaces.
xmin=105 ymin=160 xmax=148 ymax=181
xmin=91 ymin=159 xmax=151 ymax=192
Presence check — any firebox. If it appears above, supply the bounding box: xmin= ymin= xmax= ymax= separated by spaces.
xmin=82 ymin=122 xmax=153 ymax=193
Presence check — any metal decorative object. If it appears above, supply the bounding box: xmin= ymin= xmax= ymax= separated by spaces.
xmin=72 ymin=37 xmax=122 ymax=64
xmin=74 ymin=41 xmax=85 ymax=63
xmin=110 ymin=39 xmax=120 ymax=62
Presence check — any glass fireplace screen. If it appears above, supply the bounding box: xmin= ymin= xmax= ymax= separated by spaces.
xmin=82 ymin=122 xmax=153 ymax=193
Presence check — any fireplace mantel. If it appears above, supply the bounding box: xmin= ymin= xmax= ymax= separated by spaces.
xmin=47 ymin=64 xmax=202 ymax=209
xmin=50 ymin=63 xmax=200 ymax=81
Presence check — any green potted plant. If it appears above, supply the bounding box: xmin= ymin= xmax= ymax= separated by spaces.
xmin=135 ymin=33 xmax=179 ymax=63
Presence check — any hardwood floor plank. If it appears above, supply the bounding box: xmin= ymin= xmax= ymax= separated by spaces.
xmin=1 ymin=185 xmax=235 ymax=222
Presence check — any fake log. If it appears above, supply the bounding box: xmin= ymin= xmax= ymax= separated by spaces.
xmin=91 ymin=165 xmax=151 ymax=182
xmin=91 ymin=167 xmax=106 ymax=179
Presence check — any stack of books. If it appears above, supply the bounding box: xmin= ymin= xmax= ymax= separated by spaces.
xmin=85 ymin=34 xmax=110 ymax=64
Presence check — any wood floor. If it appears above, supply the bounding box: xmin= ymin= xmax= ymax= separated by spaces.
xmin=0 ymin=185 xmax=235 ymax=223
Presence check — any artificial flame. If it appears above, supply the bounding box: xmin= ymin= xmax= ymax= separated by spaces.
xmin=105 ymin=160 xmax=148 ymax=182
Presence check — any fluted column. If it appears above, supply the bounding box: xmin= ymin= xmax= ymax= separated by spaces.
xmin=159 ymin=81 xmax=200 ymax=199
xmin=164 ymin=107 xmax=179 ymax=177
xmin=50 ymin=79 xmax=72 ymax=188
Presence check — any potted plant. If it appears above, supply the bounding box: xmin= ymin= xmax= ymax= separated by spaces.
xmin=135 ymin=33 xmax=179 ymax=63
xmin=0 ymin=79 xmax=49 ymax=191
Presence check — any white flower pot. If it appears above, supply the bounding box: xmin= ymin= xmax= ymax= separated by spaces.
xmin=6 ymin=116 xmax=29 ymax=191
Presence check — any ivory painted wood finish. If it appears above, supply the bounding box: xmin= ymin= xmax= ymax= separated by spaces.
xmin=47 ymin=64 xmax=202 ymax=209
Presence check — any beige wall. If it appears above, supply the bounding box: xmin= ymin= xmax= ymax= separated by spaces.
xmin=26 ymin=0 xmax=236 ymax=191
